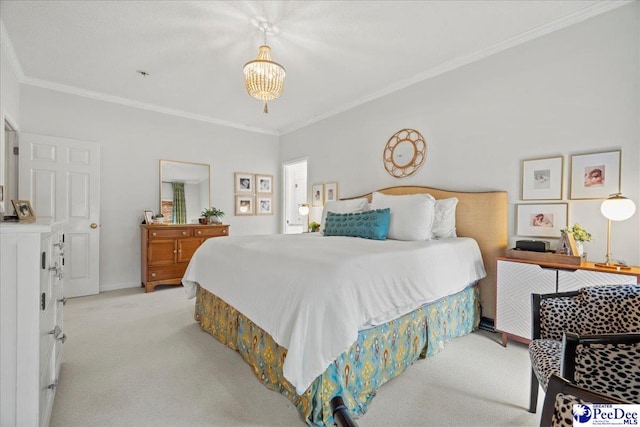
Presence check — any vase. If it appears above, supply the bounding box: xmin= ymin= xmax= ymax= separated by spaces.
xmin=208 ymin=216 xmax=220 ymax=225
xmin=575 ymin=241 xmax=584 ymax=257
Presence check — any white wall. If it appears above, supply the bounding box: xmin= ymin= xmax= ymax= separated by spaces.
xmin=20 ymin=86 xmax=279 ymax=291
xmin=0 ymin=45 xmax=20 ymax=214
xmin=280 ymin=4 xmax=640 ymax=311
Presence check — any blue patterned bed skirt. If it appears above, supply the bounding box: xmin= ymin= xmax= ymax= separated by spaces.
xmin=195 ymin=283 xmax=480 ymax=426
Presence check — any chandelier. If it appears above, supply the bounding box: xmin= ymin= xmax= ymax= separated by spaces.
xmin=243 ymin=21 xmax=286 ymax=114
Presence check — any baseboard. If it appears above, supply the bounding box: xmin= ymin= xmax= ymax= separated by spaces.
xmin=99 ymin=281 xmax=140 ymax=293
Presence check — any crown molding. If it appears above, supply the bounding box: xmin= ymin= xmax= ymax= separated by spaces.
xmin=0 ymin=20 xmax=25 ymax=80
xmin=279 ymin=0 xmax=632 ymax=135
xmin=21 ymin=76 xmax=279 ymax=136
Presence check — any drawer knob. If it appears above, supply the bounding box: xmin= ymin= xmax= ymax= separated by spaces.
xmin=197 ymin=231 xmax=201 ymax=235
xmin=58 ymin=297 xmax=68 ymax=305
xmin=182 ymin=231 xmax=187 ymax=235
xmin=57 ymin=333 xmax=67 ymax=344
xmin=151 ymin=273 xmax=156 ymax=277
xmin=223 ymin=229 xmax=227 ymax=234
xmin=152 ymin=232 xmax=157 ymax=236
xmin=46 ymin=381 xmax=58 ymax=390
xmin=49 ymin=325 xmax=62 ymax=336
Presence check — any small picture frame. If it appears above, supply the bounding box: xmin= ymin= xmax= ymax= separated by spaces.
xmin=311 ymin=184 xmax=324 ymax=207
xmin=521 ymin=156 xmax=563 ymax=200
xmin=516 ymin=203 xmax=568 ymax=238
xmin=144 ymin=210 xmax=154 ymax=224
xmin=570 ymin=151 xmax=621 ymax=200
xmin=235 ymin=195 xmax=254 ymax=216
xmin=256 ymin=174 xmax=273 ymax=194
xmin=12 ymin=199 xmax=36 ymax=221
xmin=235 ymin=172 xmax=254 ymax=194
xmin=557 ymin=230 xmax=578 ymax=255
xmin=256 ymin=196 xmax=273 ymax=215
xmin=324 ymin=182 xmax=338 ymax=203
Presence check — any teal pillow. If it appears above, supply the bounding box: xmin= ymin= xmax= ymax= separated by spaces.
xmin=323 ymin=208 xmax=391 ymax=240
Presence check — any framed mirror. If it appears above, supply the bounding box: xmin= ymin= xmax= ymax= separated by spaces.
xmin=383 ymin=128 xmax=426 ymax=178
xmin=159 ymin=160 xmax=210 ymax=224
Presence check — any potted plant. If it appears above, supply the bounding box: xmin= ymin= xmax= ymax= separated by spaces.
xmin=202 ymin=207 xmax=225 ymax=224
xmin=152 ymin=213 xmax=165 ymax=224
xmin=309 ymin=221 xmax=321 ymax=232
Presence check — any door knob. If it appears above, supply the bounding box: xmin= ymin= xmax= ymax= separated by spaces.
xmin=90 ymin=223 xmax=98 ymax=229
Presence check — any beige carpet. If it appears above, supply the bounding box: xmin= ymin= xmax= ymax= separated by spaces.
xmin=50 ymin=286 xmax=542 ymax=427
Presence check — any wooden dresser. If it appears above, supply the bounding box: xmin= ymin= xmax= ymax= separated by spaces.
xmin=140 ymin=224 xmax=229 ymax=292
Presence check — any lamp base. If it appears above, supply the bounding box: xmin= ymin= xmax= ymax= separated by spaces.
xmin=594 ymin=261 xmax=631 ymax=270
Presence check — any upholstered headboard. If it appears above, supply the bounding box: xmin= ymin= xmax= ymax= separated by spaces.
xmin=349 ymin=186 xmax=508 ymax=320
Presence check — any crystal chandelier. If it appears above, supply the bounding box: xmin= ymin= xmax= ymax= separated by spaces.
xmin=243 ymin=21 xmax=286 ymax=114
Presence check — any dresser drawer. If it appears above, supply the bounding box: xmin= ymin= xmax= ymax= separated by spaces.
xmin=147 ymin=264 xmax=187 ymax=282
xmin=147 ymin=228 xmax=193 ymax=238
xmin=194 ymin=226 xmax=228 ymax=237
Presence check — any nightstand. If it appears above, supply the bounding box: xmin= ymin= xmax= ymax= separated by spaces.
xmin=495 ymin=257 xmax=640 ymax=346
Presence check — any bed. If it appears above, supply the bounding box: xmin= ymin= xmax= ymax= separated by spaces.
xmin=182 ymin=186 xmax=507 ymax=426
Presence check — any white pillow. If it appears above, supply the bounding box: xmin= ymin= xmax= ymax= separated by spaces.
xmin=370 ymin=192 xmax=435 ymax=241
xmin=320 ymin=198 xmax=369 ymax=233
xmin=432 ymin=197 xmax=458 ymax=238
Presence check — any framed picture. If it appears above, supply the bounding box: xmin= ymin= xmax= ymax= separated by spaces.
xmin=143 ymin=210 xmax=154 ymax=224
xmin=311 ymin=184 xmax=324 ymax=207
xmin=324 ymin=182 xmax=338 ymax=203
xmin=12 ymin=199 xmax=36 ymax=221
xmin=570 ymin=151 xmax=620 ymax=200
xmin=558 ymin=230 xmax=578 ymax=256
xmin=256 ymin=196 xmax=273 ymax=215
xmin=256 ymin=174 xmax=273 ymax=194
xmin=235 ymin=195 xmax=254 ymax=215
xmin=234 ymin=172 xmax=254 ymax=194
xmin=521 ymin=156 xmax=563 ymax=200
xmin=516 ymin=203 xmax=568 ymax=238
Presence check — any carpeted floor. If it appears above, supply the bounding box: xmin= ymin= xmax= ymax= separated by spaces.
xmin=50 ymin=286 xmax=542 ymax=427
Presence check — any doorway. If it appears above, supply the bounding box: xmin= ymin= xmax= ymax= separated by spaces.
xmin=3 ymin=120 xmax=19 ymax=215
xmin=282 ymin=159 xmax=307 ymax=234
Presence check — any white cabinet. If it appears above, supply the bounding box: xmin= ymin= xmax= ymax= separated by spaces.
xmin=495 ymin=258 xmax=638 ymax=345
xmin=1 ymin=221 xmax=65 ymax=427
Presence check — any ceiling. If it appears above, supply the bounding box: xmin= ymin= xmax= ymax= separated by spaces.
xmin=0 ymin=1 xmax=627 ymax=136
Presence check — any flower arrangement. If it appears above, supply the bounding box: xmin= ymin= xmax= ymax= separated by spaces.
xmin=309 ymin=221 xmax=321 ymax=232
xmin=564 ymin=223 xmax=592 ymax=242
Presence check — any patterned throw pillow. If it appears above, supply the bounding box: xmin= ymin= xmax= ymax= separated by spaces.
xmin=323 ymin=208 xmax=391 ymax=240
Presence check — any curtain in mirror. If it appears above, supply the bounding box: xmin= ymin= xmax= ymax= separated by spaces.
xmin=171 ymin=182 xmax=187 ymax=224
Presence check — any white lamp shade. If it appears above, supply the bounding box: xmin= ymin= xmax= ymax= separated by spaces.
xmin=298 ymin=205 xmax=310 ymax=216
xmin=600 ymin=195 xmax=636 ymax=221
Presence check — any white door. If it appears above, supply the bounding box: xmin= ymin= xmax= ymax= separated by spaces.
xmin=19 ymin=133 xmax=100 ymax=297
xmin=282 ymin=159 xmax=307 ymax=234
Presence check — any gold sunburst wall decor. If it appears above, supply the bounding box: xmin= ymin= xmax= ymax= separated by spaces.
xmin=383 ymin=129 xmax=426 ymax=178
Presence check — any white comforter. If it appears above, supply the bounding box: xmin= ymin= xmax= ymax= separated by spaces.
xmin=182 ymin=233 xmax=485 ymax=394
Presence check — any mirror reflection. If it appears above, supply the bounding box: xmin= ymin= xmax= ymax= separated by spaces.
xmin=159 ymin=160 xmax=210 ymax=224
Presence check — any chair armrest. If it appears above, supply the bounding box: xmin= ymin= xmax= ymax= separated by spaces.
xmin=540 ymin=374 xmax=630 ymax=427
xmin=561 ymin=332 xmax=640 ymax=382
xmin=531 ymin=291 xmax=580 ymax=340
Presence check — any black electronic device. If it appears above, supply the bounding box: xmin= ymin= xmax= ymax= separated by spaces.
xmin=516 ymin=240 xmax=550 ymax=252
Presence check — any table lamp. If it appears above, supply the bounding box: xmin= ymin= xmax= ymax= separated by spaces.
xmin=298 ymin=204 xmax=310 ymax=232
xmin=595 ymin=193 xmax=636 ymax=269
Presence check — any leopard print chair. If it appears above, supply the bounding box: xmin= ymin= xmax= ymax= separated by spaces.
xmin=528 ymin=284 xmax=640 ymax=413
xmin=540 ymin=374 xmax=630 ymax=427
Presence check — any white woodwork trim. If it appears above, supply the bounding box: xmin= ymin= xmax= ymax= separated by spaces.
xmin=0 ymin=20 xmax=25 ymax=81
